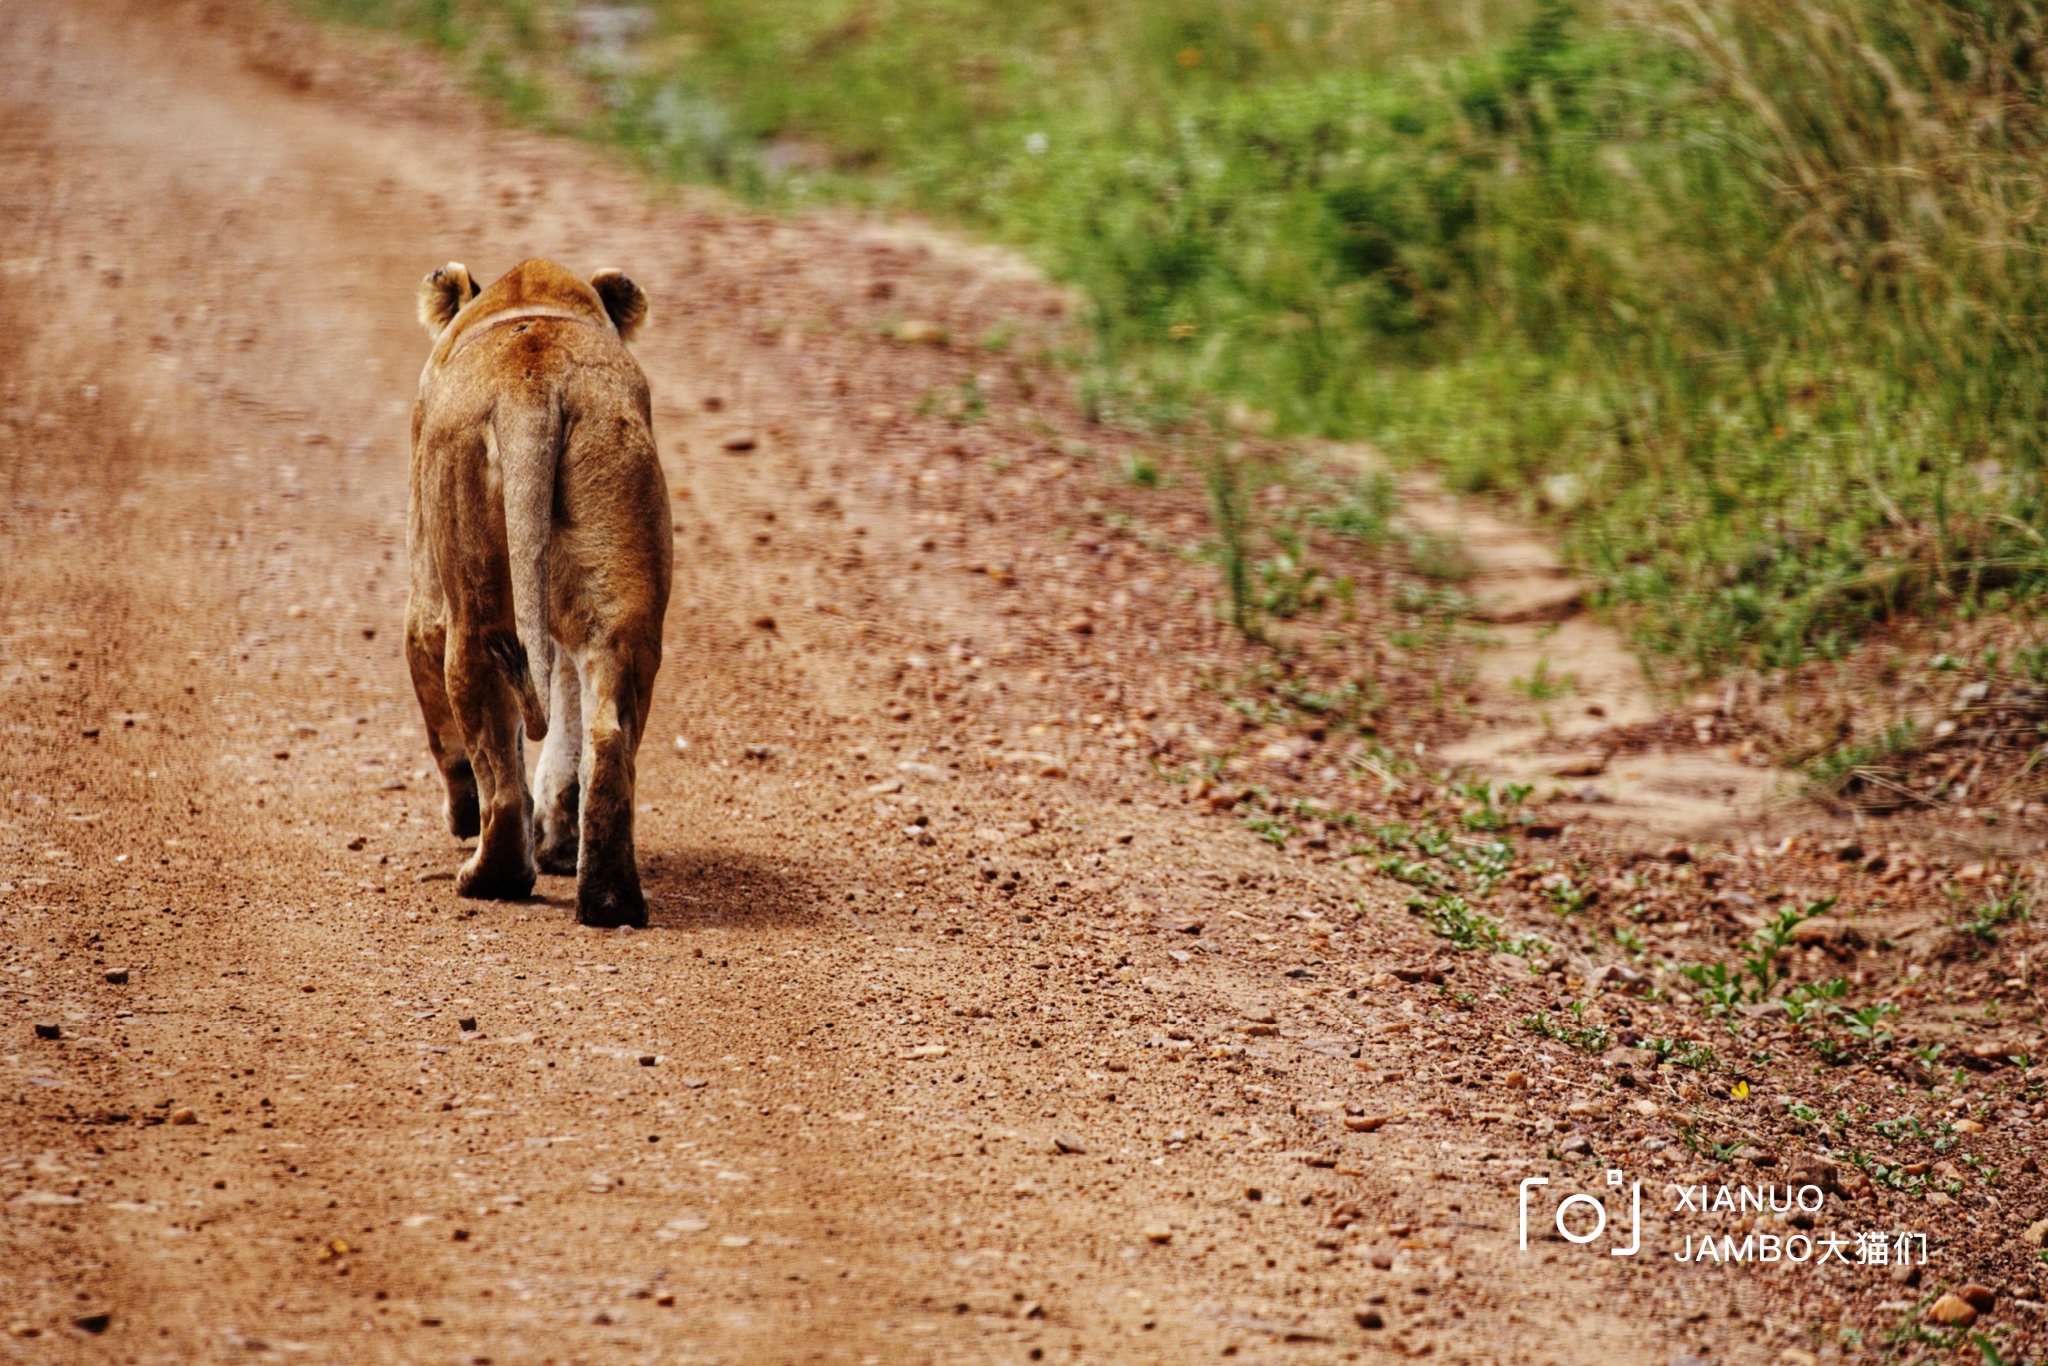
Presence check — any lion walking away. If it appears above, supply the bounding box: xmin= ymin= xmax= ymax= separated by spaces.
xmin=404 ymin=258 xmax=672 ymax=928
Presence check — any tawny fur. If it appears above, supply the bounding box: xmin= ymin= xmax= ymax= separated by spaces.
xmin=589 ymin=268 xmax=649 ymax=342
xmin=415 ymin=262 xmax=477 ymax=335
xmin=404 ymin=259 xmax=671 ymax=927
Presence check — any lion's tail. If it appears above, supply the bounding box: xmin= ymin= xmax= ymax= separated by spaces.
xmin=492 ymin=402 xmax=557 ymax=743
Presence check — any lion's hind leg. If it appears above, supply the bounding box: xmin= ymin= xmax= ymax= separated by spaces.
xmin=445 ymin=627 xmax=537 ymax=902
xmin=532 ymin=645 xmax=583 ymax=876
xmin=571 ymin=630 xmax=658 ymax=929
xmin=406 ymin=613 xmax=479 ymax=839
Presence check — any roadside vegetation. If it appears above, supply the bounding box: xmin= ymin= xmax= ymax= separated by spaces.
xmin=301 ymin=0 xmax=2048 ymax=675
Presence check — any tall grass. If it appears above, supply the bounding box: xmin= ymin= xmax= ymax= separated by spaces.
xmin=301 ymin=0 xmax=2048 ymax=674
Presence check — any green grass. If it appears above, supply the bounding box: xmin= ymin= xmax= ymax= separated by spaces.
xmin=304 ymin=0 xmax=2048 ymax=675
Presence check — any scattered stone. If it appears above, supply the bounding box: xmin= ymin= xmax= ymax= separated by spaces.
xmin=1344 ymin=1115 xmax=1391 ymax=1134
xmin=1594 ymin=964 xmax=1647 ymax=991
xmin=1369 ymin=1251 xmax=1394 ymax=1271
xmin=2024 ymin=1218 xmax=2048 ymax=1248
xmin=1354 ymin=1309 xmax=1384 ymax=1330
xmin=1241 ymin=1006 xmax=1278 ymax=1025
xmin=32 ymin=1023 xmax=60 ymax=1041
xmin=457 ymin=1017 xmax=477 ymax=1033
xmin=896 ymin=319 xmax=945 ymax=345
xmin=1549 ymin=753 xmax=1608 ymax=778
xmin=1958 ymin=1283 xmax=1997 ymax=1313
xmin=1503 ymin=1071 xmax=1528 ymax=1089
xmin=1954 ymin=1118 xmax=1983 ymax=1133
xmin=718 ymin=1235 xmax=753 ymax=1248
xmin=1143 ymin=1224 xmax=1173 ymax=1244
xmin=168 ymin=1107 xmax=197 ymax=1126
xmin=903 ymin=1044 xmax=948 ymax=1060
xmin=1778 ymin=1353 xmax=1817 ymax=1366
xmin=70 ymin=1312 xmax=110 ymax=1335
xmin=682 ymin=1078 xmax=708 ymax=1089
xmin=1051 ymin=1134 xmax=1087 ymax=1155
xmin=1558 ymin=1135 xmax=1593 ymax=1157
xmin=1926 ymin=1292 xmax=1978 ymax=1328
xmin=103 ymin=969 xmax=128 ymax=985
xmin=720 ymin=434 xmax=757 ymax=452
xmin=1390 ymin=967 xmax=1445 ymax=985
xmin=639 ymin=1055 xmax=657 ymax=1067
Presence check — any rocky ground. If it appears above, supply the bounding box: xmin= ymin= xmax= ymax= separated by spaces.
xmin=1 ymin=3 xmax=2044 ymax=1363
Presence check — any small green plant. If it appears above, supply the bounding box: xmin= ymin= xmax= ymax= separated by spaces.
xmin=1966 ymin=891 xmax=2029 ymax=942
xmin=1122 ymin=453 xmax=1162 ymax=487
xmin=1241 ymin=813 xmax=1295 ymax=847
xmin=1255 ymin=528 xmax=1338 ymax=618
xmin=1451 ymin=779 xmax=1532 ymax=832
xmin=1309 ymin=471 xmax=1396 ymax=545
xmin=1546 ymin=876 xmax=1588 ymax=916
xmin=1647 ymin=1037 xmax=1720 ymax=1071
xmin=1523 ymin=1009 xmax=1611 ymax=1055
xmin=1677 ymin=1121 xmax=1746 ymax=1163
xmin=1843 ymin=1003 xmax=1898 ymax=1050
xmin=1512 ymin=658 xmax=1577 ymax=701
xmin=1205 ymin=453 xmax=1257 ymax=640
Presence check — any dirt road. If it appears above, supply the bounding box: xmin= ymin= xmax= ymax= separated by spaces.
xmin=0 ymin=4 xmax=1998 ymax=1363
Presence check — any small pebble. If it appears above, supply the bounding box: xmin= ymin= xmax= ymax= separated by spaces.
xmin=32 ymin=1023 xmax=60 ymax=1041
xmin=457 ymin=1017 xmax=477 ymax=1033
xmin=168 ymin=1107 xmax=197 ymax=1126
xmin=1926 ymin=1292 xmax=1978 ymax=1327
xmin=103 ymin=969 xmax=128 ymax=985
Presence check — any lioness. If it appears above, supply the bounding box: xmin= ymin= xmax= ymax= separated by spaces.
xmin=406 ymin=258 xmax=671 ymax=928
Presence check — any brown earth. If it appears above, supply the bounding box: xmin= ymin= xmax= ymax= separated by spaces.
xmin=3 ymin=3 xmax=2045 ymax=1365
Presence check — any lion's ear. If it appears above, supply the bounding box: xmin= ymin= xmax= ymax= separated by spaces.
xmin=416 ymin=262 xmax=477 ymax=338
xmin=589 ymin=269 xmax=649 ymax=343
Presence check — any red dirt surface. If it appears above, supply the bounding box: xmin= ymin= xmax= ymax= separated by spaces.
xmin=3 ymin=4 xmax=2043 ymax=1364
